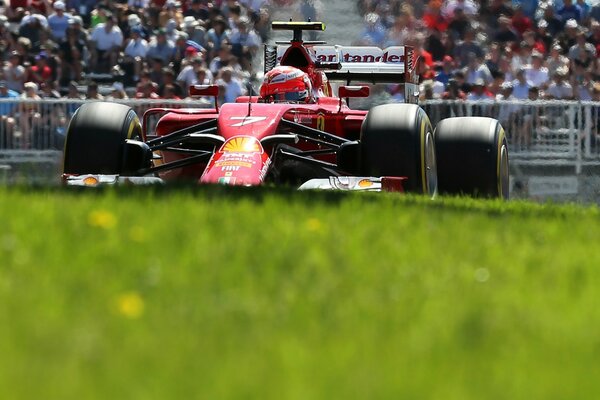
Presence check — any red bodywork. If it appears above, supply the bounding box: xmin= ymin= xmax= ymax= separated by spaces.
xmin=143 ymin=28 xmax=417 ymax=186
xmin=151 ymin=94 xmax=366 ymax=185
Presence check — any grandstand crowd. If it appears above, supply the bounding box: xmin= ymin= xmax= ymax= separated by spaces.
xmin=0 ymin=0 xmax=599 ymax=150
xmin=355 ymin=0 xmax=600 ymax=102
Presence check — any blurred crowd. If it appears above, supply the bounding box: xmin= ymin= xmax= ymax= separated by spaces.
xmin=1 ymin=0 xmax=599 ymax=151
xmin=0 ymin=0 xmax=284 ymax=101
xmin=355 ymin=0 xmax=600 ymax=102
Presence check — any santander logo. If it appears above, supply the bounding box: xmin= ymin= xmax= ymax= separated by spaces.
xmin=277 ymin=46 xmax=405 ymax=65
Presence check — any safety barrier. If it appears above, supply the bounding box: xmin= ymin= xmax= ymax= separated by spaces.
xmin=422 ymin=100 xmax=600 ymax=173
xmin=1 ymin=98 xmax=599 ymax=173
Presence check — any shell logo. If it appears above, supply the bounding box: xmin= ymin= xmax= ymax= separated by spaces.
xmin=222 ymin=137 xmax=261 ymax=153
xmin=358 ymin=179 xmax=373 ymax=188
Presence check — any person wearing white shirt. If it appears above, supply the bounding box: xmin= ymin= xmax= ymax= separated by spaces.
xmin=123 ymin=26 xmax=148 ymax=81
xmin=525 ymin=52 xmax=549 ymax=89
xmin=545 ymin=70 xmax=574 ymax=99
xmin=90 ymin=15 xmax=123 ymax=72
xmin=216 ymin=67 xmax=245 ymax=103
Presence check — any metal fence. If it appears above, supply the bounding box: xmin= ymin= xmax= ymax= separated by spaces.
xmin=1 ymin=98 xmax=599 ymax=173
xmin=422 ymin=100 xmax=600 ymax=173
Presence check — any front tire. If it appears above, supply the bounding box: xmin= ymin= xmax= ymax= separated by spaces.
xmin=63 ymin=102 xmax=141 ymax=174
xmin=434 ymin=117 xmax=509 ymax=199
xmin=360 ymin=104 xmax=437 ymax=196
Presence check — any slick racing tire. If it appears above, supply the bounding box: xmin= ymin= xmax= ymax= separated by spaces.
xmin=63 ymin=102 xmax=142 ymax=174
xmin=434 ymin=117 xmax=509 ymax=199
xmin=360 ymin=104 xmax=437 ymax=196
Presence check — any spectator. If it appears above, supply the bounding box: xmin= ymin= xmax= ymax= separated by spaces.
xmin=177 ymin=55 xmax=205 ymax=89
xmin=146 ymin=28 xmax=176 ymax=65
xmin=123 ymin=25 xmax=149 ymax=82
xmin=463 ymin=53 xmax=492 ymax=85
xmin=59 ymin=20 xmax=88 ymax=85
xmin=162 ymin=83 xmax=181 ymax=100
xmin=0 ymin=81 xmax=18 ymax=149
xmin=90 ymin=14 xmax=123 ymax=73
xmin=545 ymin=68 xmax=574 ymax=99
xmin=539 ymin=4 xmax=563 ymax=36
xmin=28 ymin=52 xmax=53 ymax=86
xmin=18 ymin=82 xmax=42 ymax=149
xmin=547 ymin=44 xmax=569 ymax=77
xmin=215 ymin=66 xmax=245 ymax=103
xmin=19 ymin=13 xmax=47 ymax=52
xmin=185 ymin=0 xmax=211 ymax=20
xmin=86 ymin=81 xmax=104 ymax=100
xmin=160 ymin=68 xmax=184 ymax=98
xmin=467 ymin=78 xmax=494 ymax=100
xmin=568 ymin=28 xmax=597 ymax=64
xmin=511 ymin=5 xmax=533 ymax=36
xmin=229 ymin=16 xmax=262 ymax=71
xmin=385 ymin=12 xmax=411 ymax=46
xmin=182 ymin=16 xmax=208 ymax=50
xmin=107 ymin=82 xmax=129 ymax=100
xmin=3 ymin=51 xmax=26 ymax=93
xmin=149 ymin=57 xmax=166 ymax=88
xmin=512 ymin=67 xmax=531 ymax=99
xmin=557 ymin=0 xmax=582 ymax=22
xmin=525 ymin=51 xmax=550 ymax=89
xmin=206 ymin=16 xmax=230 ymax=57
xmin=514 ymin=86 xmax=541 ymax=150
xmin=557 ymin=18 xmax=581 ymax=51
xmin=136 ymin=81 xmax=161 ymax=99
xmin=442 ymin=0 xmax=479 ymax=18
xmin=159 ymin=0 xmax=184 ymax=28
xmin=453 ymin=30 xmax=484 ymax=68
xmin=494 ymin=15 xmax=519 ymax=45
xmin=47 ymin=1 xmax=72 ymax=42
xmin=447 ymin=7 xmax=471 ymax=40
xmin=435 ymin=55 xmax=455 ymax=86
xmin=423 ymin=1 xmax=449 ymax=33
xmin=359 ymin=13 xmax=386 ymax=47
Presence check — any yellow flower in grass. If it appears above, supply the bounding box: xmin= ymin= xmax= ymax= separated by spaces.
xmin=88 ymin=210 xmax=117 ymax=229
xmin=115 ymin=291 xmax=145 ymax=319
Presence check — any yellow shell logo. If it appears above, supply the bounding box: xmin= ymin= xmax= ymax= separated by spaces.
xmin=222 ymin=137 xmax=261 ymax=153
xmin=358 ymin=179 xmax=373 ymax=188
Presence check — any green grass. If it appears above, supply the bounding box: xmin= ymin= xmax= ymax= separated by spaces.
xmin=1 ymin=186 xmax=599 ymax=399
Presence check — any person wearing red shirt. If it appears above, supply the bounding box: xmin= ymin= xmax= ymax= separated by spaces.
xmin=423 ymin=0 xmax=448 ymax=32
xmin=512 ymin=5 xmax=533 ymax=37
xmin=29 ymin=52 xmax=53 ymax=85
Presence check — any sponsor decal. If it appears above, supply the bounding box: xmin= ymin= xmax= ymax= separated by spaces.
xmin=215 ymin=160 xmax=253 ymax=168
xmin=358 ymin=179 xmax=373 ymax=188
xmin=278 ymin=46 xmax=405 ymax=65
xmin=221 ymin=165 xmax=240 ymax=172
xmin=229 ymin=116 xmax=267 ymax=127
xmin=316 ymin=113 xmax=325 ymax=131
xmin=221 ymin=137 xmax=261 ymax=153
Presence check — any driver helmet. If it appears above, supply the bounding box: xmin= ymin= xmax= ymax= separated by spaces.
xmin=260 ymin=66 xmax=313 ymax=103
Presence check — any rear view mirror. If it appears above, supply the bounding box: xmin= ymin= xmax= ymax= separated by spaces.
xmin=189 ymin=85 xmax=219 ymax=97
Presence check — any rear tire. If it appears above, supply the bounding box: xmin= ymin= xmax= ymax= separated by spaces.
xmin=434 ymin=117 xmax=509 ymax=199
xmin=360 ymin=104 xmax=437 ymax=196
xmin=63 ymin=102 xmax=141 ymax=174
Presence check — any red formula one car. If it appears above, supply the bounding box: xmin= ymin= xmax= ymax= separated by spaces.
xmin=63 ymin=21 xmax=509 ymax=198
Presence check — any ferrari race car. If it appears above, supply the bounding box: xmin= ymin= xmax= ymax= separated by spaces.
xmin=63 ymin=21 xmax=510 ymax=198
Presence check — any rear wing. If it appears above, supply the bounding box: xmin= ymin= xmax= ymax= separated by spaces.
xmin=265 ymin=44 xmax=420 ymax=102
